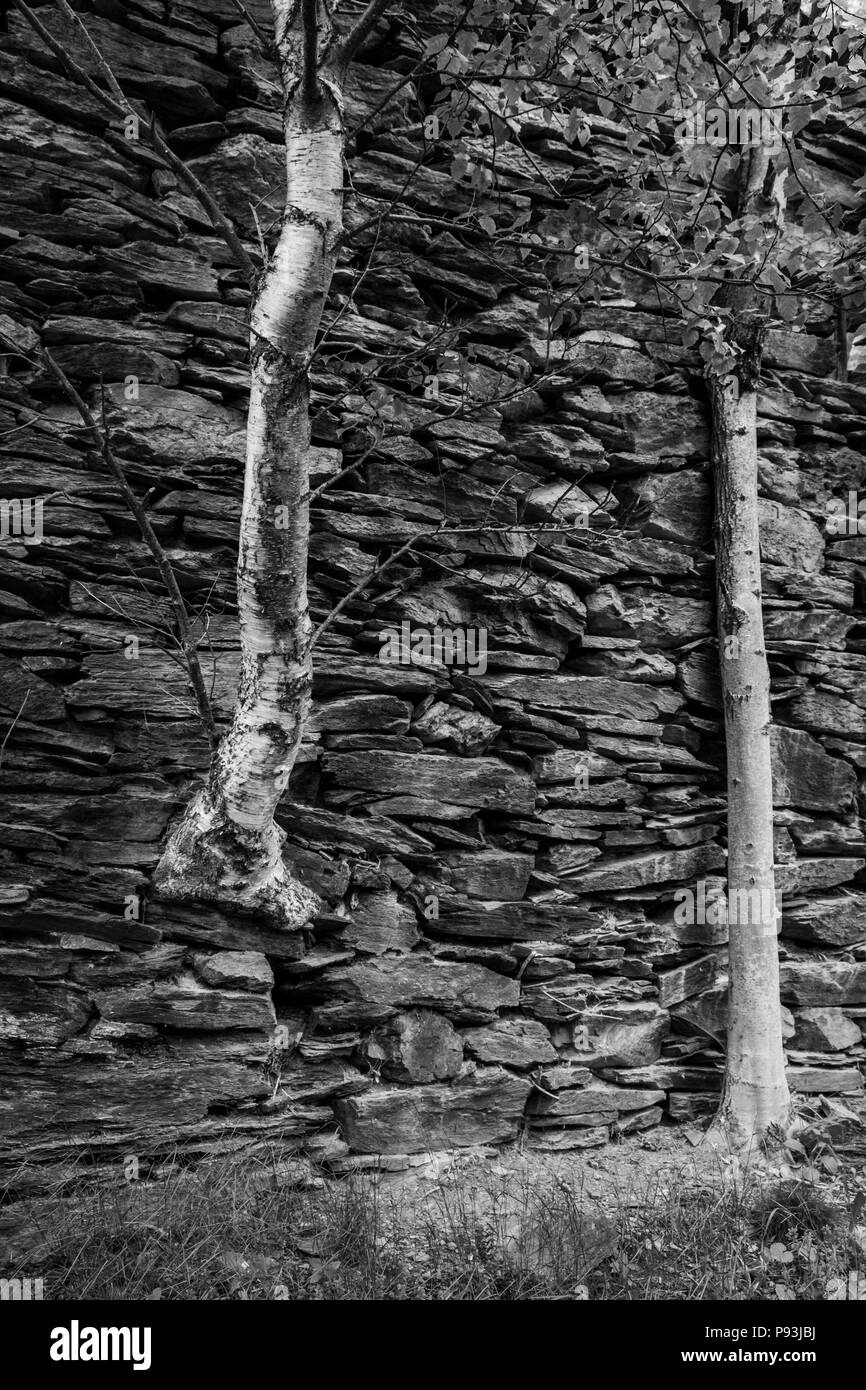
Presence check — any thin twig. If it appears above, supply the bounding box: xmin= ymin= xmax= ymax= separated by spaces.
xmin=15 ymin=0 xmax=256 ymax=278
xmin=309 ymin=532 xmax=422 ymax=648
xmin=230 ymin=0 xmax=272 ymax=51
xmin=0 ymin=690 xmax=30 ymax=772
xmin=29 ymin=343 xmax=218 ymax=747
xmin=335 ymin=0 xmax=390 ymax=67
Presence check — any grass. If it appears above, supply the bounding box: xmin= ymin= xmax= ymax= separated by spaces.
xmin=6 ymin=1143 xmax=866 ymax=1300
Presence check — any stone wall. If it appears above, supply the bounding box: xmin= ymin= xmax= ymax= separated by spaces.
xmin=0 ymin=0 xmax=864 ymax=1189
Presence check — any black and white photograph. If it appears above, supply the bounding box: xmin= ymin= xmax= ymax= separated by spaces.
xmin=1 ymin=0 xmax=865 ymax=1355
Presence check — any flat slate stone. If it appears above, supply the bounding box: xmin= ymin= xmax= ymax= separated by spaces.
xmin=94 ymin=981 xmax=275 ymax=1032
xmin=322 ymin=752 xmax=535 ymax=813
xmin=772 ymin=725 xmax=857 ymax=812
xmin=443 ymin=850 xmax=533 ymax=901
xmin=786 ymin=690 xmax=865 ymax=737
xmin=528 ymin=1081 xmax=665 ymax=1117
xmin=337 ymin=891 xmax=420 ymax=956
xmin=195 ymin=951 xmax=274 ymax=993
xmin=483 ymin=673 xmax=683 ymax=720
xmin=528 ymin=1126 xmax=610 ymax=1151
xmin=585 ymin=586 xmax=712 ymax=648
xmin=611 ymin=392 xmax=709 ymax=456
xmin=319 ymin=956 xmax=518 ymax=1024
xmin=335 ymin=1068 xmax=531 ymax=1153
xmin=560 ymin=1001 xmax=668 ymax=1067
xmin=433 ymin=901 xmax=600 ymax=941
xmin=570 ymin=844 xmax=725 ymax=893
xmin=779 ymin=961 xmax=866 ymax=1007
xmin=309 ymin=695 xmax=412 ymax=734
xmin=790 ymin=1008 xmax=861 ymax=1052
xmin=787 ymin=1066 xmax=863 ymax=1094
xmin=361 ymin=1010 xmax=463 ymax=1084
xmin=782 ymin=894 xmax=866 ymax=947
xmin=624 ymin=470 xmax=711 ymax=546
xmin=462 ymin=1018 xmax=557 ymax=1068
xmin=599 ymin=1064 xmax=722 ymax=1091
xmin=656 ymin=955 xmax=721 ymax=1008
xmin=758 ymin=499 xmax=825 ymax=573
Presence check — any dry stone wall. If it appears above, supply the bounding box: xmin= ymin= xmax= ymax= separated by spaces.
xmin=0 ymin=0 xmax=864 ymax=1188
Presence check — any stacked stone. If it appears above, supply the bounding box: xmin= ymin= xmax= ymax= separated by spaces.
xmin=0 ymin=1 xmax=863 ymax=1184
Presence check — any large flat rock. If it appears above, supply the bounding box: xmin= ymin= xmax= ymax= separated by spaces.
xmin=461 ymin=1019 xmax=557 ymax=1068
xmin=322 ymin=752 xmax=535 ymax=813
xmin=780 ymin=961 xmax=866 ymax=1007
xmin=319 ymin=956 xmax=518 ymax=1024
xmin=585 ymin=586 xmax=712 ymax=648
xmin=336 ymin=1068 xmax=531 ymax=1153
xmin=483 ymin=673 xmax=682 ymax=720
xmin=782 ymin=894 xmax=866 ymax=947
xmin=772 ymin=725 xmax=857 ymax=812
xmin=570 ymin=844 xmax=725 ymax=892
xmin=611 ymin=393 xmax=709 ymax=456
xmin=434 ymin=901 xmax=600 ymax=942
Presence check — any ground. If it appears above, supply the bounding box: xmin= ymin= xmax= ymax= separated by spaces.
xmin=4 ymin=1110 xmax=866 ymax=1300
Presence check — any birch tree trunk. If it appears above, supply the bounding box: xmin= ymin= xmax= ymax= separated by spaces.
xmin=708 ymin=107 xmax=793 ymax=1139
xmin=155 ymin=3 xmax=345 ymax=929
xmin=709 ymin=320 xmax=790 ymax=1142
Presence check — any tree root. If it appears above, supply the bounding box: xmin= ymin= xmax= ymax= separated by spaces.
xmin=153 ymin=788 xmax=320 ymax=932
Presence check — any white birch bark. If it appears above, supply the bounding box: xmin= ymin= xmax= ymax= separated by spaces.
xmin=155 ymin=3 xmax=345 ymax=929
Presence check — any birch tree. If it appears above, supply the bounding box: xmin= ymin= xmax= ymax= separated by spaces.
xmin=649 ymin=0 xmax=859 ymax=1142
xmin=156 ymin=1 xmax=391 ymax=928
xmin=17 ymin=0 xmax=866 ymax=1128
xmin=152 ymin=0 xmax=866 ymax=1115
xmin=679 ymin=0 xmax=862 ymax=1141
xmin=526 ymin=0 xmax=866 ymax=1141
xmin=153 ymin=0 xmax=638 ymax=930
xmin=704 ymin=4 xmax=796 ymax=1142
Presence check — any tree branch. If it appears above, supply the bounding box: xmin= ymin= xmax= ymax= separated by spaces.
xmin=27 ymin=343 xmax=219 ymax=747
xmin=310 ymin=532 xmax=421 ymax=647
xmin=13 ymin=0 xmax=125 ymax=117
xmin=309 ymin=507 xmax=617 ymax=649
xmin=302 ymin=0 xmax=320 ymax=103
xmin=230 ymin=0 xmax=273 ymax=51
xmin=0 ymin=691 xmax=30 ymax=773
xmin=15 ymin=0 xmax=256 ymax=279
xmin=335 ymin=0 xmax=390 ymax=67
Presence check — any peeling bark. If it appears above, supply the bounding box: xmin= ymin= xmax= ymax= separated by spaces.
xmin=156 ymin=3 xmax=345 ymax=929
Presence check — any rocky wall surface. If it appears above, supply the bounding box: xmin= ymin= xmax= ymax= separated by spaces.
xmin=0 ymin=0 xmax=864 ymax=1190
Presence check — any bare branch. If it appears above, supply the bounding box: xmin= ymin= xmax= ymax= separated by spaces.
xmin=310 ymin=532 xmax=421 ymax=648
xmin=0 ymin=691 xmax=30 ymax=773
xmin=53 ymin=0 xmax=126 ymax=102
xmin=15 ymin=0 xmax=256 ymax=279
xmin=335 ymin=0 xmax=390 ymax=67
xmin=25 ymin=342 xmax=219 ymax=747
xmin=230 ymin=0 xmax=273 ymax=50
xmin=302 ymin=0 xmax=320 ymax=103
xmin=309 ymin=507 xmax=615 ymax=649
xmin=12 ymin=0 xmax=125 ymax=117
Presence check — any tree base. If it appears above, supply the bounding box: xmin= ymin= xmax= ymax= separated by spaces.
xmin=704 ymin=1088 xmax=793 ymax=1157
xmin=153 ymin=788 xmax=320 ymax=931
